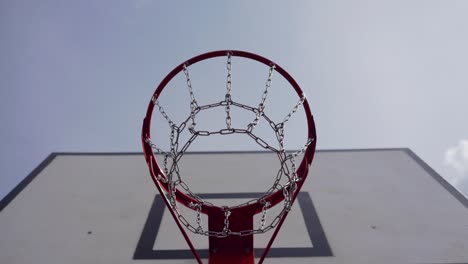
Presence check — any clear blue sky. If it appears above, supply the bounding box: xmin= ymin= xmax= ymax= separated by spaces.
xmin=1 ymin=0 xmax=468 ymax=198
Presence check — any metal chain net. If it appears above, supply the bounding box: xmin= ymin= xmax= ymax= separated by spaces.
xmin=145 ymin=52 xmax=314 ymax=237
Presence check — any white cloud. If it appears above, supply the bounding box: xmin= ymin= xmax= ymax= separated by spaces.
xmin=444 ymin=139 xmax=468 ymax=187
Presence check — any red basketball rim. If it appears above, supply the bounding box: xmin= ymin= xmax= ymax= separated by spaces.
xmin=142 ymin=50 xmax=317 ymax=215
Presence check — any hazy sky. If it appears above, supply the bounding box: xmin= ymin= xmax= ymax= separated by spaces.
xmin=1 ymin=0 xmax=468 ymax=199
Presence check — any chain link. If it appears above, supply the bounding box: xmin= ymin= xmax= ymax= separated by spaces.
xmin=189 ymin=202 xmax=204 ymax=233
xmin=225 ymin=52 xmax=233 ymax=129
xmin=282 ymin=95 xmax=306 ymax=124
xmin=152 ymin=97 xmax=175 ymax=128
xmin=146 ymin=54 xmax=312 ymax=238
xmin=259 ymin=200 xmax=271 ymax=231
xmin=249 ymin=64 xmax=276 ymax=130
xmin=223 ymin=207 xmax=231 ymax=235
xmin=276 ymin=124 xmax=285 ymax=152
xmin=183 ymin=64 xmax=198 ymax=132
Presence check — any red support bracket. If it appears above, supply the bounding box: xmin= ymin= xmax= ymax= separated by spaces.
xmin=208 ymin=208 xmax=255 ymax=264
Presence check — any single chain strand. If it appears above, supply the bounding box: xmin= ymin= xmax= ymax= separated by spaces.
xmin=260 ymin=200 xmax=271 ymax=230
xmin=183 ymin=64 xmax=198 ymax=131
xmin=189 ymin=202 xmax=204 ymax=233
xmin=225 ymin=52 xmax=233 ymax=129
xmin=282 ymin=95 xmax=306 ymax=124
xmin=249 ymin=64 xmax=276 ymax=131
xmin=152 ymin=97 xmax=175 ymax=128
xmin=223 ymin=207 xmax=231 ymax=235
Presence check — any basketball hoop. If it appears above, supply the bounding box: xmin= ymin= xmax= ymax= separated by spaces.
xmin=141 ymin=50 xmax=317 ymax=264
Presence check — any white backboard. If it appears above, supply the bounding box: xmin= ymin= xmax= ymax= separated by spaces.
xmin=1 ymin=149 xmax=467 ymax=264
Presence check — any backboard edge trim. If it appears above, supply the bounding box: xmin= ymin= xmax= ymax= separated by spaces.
xmin=0 ymin=153 xmax=59 ymax=212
